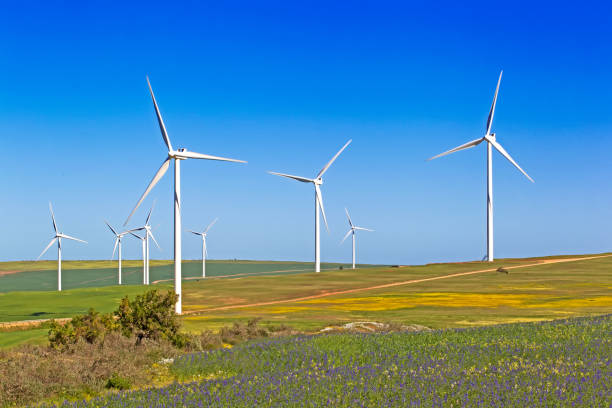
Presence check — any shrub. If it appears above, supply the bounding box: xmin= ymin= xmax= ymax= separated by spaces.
xmin=48 ymin=290 xmax=183 ymax=349
xmin=115 ymin=289 xmax=185 ymax=346
xmin=49 ymin=308 xmax=117 ymax=349
xmin=105 ymin=373 xmax=132 ymax=390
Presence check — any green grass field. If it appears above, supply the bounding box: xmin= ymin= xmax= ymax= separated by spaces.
xmin=1 ymin=254 xmax=611 ymax=349
xmin=0 ymin=260 xmax=354 ymax=292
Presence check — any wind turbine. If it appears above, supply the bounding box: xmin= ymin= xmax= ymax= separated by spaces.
xmin=340 ymin=208 xmax=373 ymax=269
xmin=189 ymin=217 xmax=218 ymax=278
xmin=128 ymin=231 xmax=147 ymax=284
xmin=269 ymin=140 xmax=351 ymax=272
xmin=129 ymin=203 xmax=160 ymax=285
xmin=37 ymin=203 xmax=87 ymax=291
xmin=428 ymin=71 xmax=534 ymax=262
xmin=104 ymin=221 xmax=130 ymax=285
xmin=124 ymin=77 xmax=246 ymax=314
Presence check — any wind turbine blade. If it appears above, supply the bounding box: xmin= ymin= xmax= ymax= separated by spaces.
xmin=112 ymin=238 xmax=119 ymax=260
xmin=486 ymin=70 xmax=503 ymax=136
xmin=128 ymin=227 xmax=146 ymax=232
xmin=148 ymin=230 xmax=161 ymax=250
xmin=49 ymin=202 xmax=58 ymax=233
xmin=268 ymin=171 xmax=314 ymax=183
xmin=37 ymin=238 xmax=57 ymax=260
xmin=145 ymin=200 xmax=156 ymax=226
xmin=175 ymin=150 xmax=246 ymax=163
xmin=487 ymin=138 xmax=534 ymax=183
xmin=345 ymin=208 xmax=353 ymax=227
xmin=105 ymin=220 xmax=118 ymax=236
xmin=315 ymin=184 xmax=329 ymax=232
xmin=204 ymin=217 xmax=218 ymax=234
xmin=124 ymin=157 xmax=171 ymax=226
xmin=129 ymin=231 xmax=144 ymax=240
xmin=340 ymin=229 xmax=352 ymax=244
xmin=189 ymin=231 xmax=203 ymax=236
xmin=354 ymin=227 xmax=374 ymax=232
xmin=61 ymin=234 xmax=87 ymax=243
xmin=146 ymin=76 xmax=173 ymax=152
xmin=317 ymin=139 xmax=352 ymax=178
xmin=428 ymin=137 xmax=484 ymax=161
xmin=57 ymin=237 xmax=61 ymax=250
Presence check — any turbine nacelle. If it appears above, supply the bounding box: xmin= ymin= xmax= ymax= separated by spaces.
xmin=170 ymin=148 xmax=189 ymax=160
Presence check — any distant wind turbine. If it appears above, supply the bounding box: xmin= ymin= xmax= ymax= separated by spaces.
xmin=37 ymin=203 xmax=87 ymax=291
xmin=124 ymin=77 xmax=246 ymax=314
xmin=269 ymin=140 xmax=351 ymax=272
xmin=340 ymin=208 xmax=373 ymax=269
xmin=189 ymin=217 xmax=218 ymax=278
xmin=428 ymin=71 xmax=534 ymax=262
xmin=128 ymin=231 xmax=147 ymax=284
xmin=104 ymin=221 xmax=130 ymax=284
xmin=129 ymin=203 xmax=160 ymax=285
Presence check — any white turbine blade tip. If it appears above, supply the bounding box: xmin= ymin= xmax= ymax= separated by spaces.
xmin=176 ymin=150 xmax=246 ymax=163
xmin=317 ymin=139 xmax=352 ymax=178
xmin=315 ymin=185 xmax=329 ymax=232
xmin=268 ymin=171 xmax=314 ymax=183
xmin=428 ymin=137 xmax=484 ymax=161
xmin=37 ymin=238 xmax=57 ymax=260
xmin=124 ymin=157 xmax=171 ymax=226
xmin=489 ymin=138 xmax=534 ymax=183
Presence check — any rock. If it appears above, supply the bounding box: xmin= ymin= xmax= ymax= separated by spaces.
xmin=319 ymin=321 xmax=431 ymax=334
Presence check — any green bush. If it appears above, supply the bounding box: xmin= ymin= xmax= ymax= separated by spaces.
xmin=105 ymin=373 xmax=132 ymax=390
xmin=48 ymin=290 xmax=184 ymax=349
xmin=48 ymin=308 xmax=117 ymax=349
xmin=115 ymin=289 xmax=185 ymax=347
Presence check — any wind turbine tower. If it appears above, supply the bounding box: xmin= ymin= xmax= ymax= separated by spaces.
xmin=340 ymin=208 xmax=374 ymax=269
xmin=37 ymin=203 xmax=87 ymax=291
xmin=269 ymin=140 xmax=351 ymax=272
xmin=190 ymin=217 xmax=218 ymax=278
xmin=125 ymin=77 xmax=246 ymax=314
xmin=428 ymin=71 xmax=534 ymax=262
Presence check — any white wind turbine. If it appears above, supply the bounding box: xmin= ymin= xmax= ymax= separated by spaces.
xmin=125 ymin=77 xmax=246 ymax=314
xmin=189 ymin=217 xmax=218 ymax=278
xmin=129 ymin=203 xmax=160 ymax=285
xmin=428 ymin=71 xmax=534 ymax=262
xmin=269 ymin=140 xmax=351 ymax=272
xmin=37 ymin=203 xmax=87 ymax=291
xmin=340 ymin=208 xmax=373 ymax=269
xmin=105 ymin=221 xmax=130 ymax=285
xmin=128 ymin=231 xmax=147 ymax=284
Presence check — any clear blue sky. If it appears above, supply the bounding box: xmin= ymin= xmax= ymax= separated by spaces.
xmin=1 ymin=1 xmax=610 ymax=265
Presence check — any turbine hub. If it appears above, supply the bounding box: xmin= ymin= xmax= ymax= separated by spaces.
xmin=170 ymin=148 xmax=188 ymax=160
xmin=314 ymin=178 xmax=323 ymax=185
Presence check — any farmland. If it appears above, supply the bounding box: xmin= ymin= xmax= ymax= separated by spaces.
xmin=0 ymin=253 xmax=611 ymax=406
xmin=1 ymin=254 xmax=611 ymax=348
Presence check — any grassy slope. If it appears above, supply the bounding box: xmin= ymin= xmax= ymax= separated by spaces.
xmin=181 ymin=254 xmax=612 ymax=331
xmin=1 ymin=254 xmax=611 ymax=348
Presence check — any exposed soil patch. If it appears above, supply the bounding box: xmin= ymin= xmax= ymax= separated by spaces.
xmin=0 ymin=270 xmax=21 ymax=277
xmin=0 ymin=318 xmax=70 ymax=330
